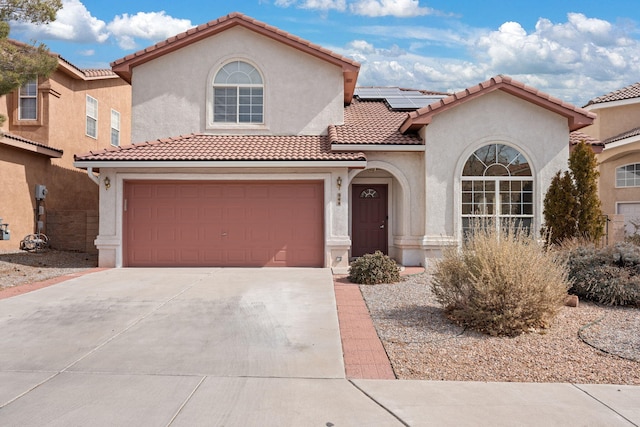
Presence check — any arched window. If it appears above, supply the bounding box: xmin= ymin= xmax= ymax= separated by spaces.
xmin=213 ymin=61 xmax=263 ymax=124
xmin=461 ymin=144 xmax=533 ymax=233
xmin=616 ymin=164 xmax=640 ymax=187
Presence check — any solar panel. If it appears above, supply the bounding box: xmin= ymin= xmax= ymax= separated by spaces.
xmin=355 ymin=87 xmax=446 ymax=110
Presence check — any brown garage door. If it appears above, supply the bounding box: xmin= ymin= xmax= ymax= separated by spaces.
xmin=124 ymin=181 xmax=324 ymax=267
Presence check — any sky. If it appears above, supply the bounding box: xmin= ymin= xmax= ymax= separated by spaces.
xmin=8 ymin=0 xmax=640 ymax=106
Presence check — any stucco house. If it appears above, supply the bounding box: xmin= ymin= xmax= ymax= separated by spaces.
xmin=74 ymin=12 xmax=595 ymax=270
xmin=580 ymin=82 xmax=640 ymax=237
xmin=0 ymin=43 xmax=131 ymax=253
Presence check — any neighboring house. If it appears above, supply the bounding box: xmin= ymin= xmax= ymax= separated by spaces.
xmin=74 ymin=12 xmax=595 ymax=269
xmin=0 ymin=44 xmax=131 ymax=253
xmin=579 ymin=82 xmax=640 ymax=238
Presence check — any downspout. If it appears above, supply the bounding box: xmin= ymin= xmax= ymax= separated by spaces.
xmin=87 ymin=167 xmax=100 ymax=186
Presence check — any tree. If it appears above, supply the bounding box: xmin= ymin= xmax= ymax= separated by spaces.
xmin=542 ymin=141 xmax=605 ymax=244
xmin=0 ymin=0 xmax=62 ymax=124
xmin=542 ymin=170 xmax=578 ymax=244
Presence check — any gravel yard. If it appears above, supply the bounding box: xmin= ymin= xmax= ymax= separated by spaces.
xmin=0 ymin=249 xmax=98 ymax=290
xmin=361 ymin=272 xmax=640 ymax=385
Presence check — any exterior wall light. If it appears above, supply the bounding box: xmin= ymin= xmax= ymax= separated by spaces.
xmin=336 ymin=176 xmax=342 ymax=189
xmin=104 ymin=176 xmax=111 ymax=190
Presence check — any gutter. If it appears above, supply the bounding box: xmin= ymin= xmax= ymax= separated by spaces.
xmin=86 ymin=167 xmax=100 ymax=185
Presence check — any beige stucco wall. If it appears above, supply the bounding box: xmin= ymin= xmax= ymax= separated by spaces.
xmin=597 ymin=142 xmax=640 ymax=218
xmin=130 ymin=26 xmax=344 ymax=142
xmin=422 ymin=90 xmax=570 ymax=258
xmin=583 ymin=102 xmax=640 ymax=141
xmin=0 ymin=69 xmax=131 ymax=252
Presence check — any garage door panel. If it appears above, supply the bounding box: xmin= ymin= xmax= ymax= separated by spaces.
xmin=125 ymin=181 xmax=323 ymax=267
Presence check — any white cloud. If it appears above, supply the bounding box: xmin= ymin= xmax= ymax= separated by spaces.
xmin=275 ymin=0 xmax=440 ymax=16
xmin=340 ymin=13 xmax=640 ymax=105
xmin=350 ymin=0 xmax=434 ymax=17
xmin=106 ymin=11 xmax=193 ymax=50
xmin=10 ymin=0 xmax=109 ymax=43
xmin=275 ymin=0 xmax=347 ymax=12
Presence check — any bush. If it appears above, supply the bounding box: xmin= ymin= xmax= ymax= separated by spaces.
xmin=562 ymin=242 xmax=640 ymax=306
xmin=348 ymin=251 xmax=400 ymax=284
xmin=431 ymin=224 xmax=570 ymax=336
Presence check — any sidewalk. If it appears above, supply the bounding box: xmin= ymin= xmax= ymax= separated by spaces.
xmin=333 ymin=268 xmax=640 ymax=426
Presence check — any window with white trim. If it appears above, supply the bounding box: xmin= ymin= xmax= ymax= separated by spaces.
xmin=18 ymin=79 xmax=38 ymax=120
xmin=86 ymin=95 xmax=98 ymax=138
xmin=110 ymin=109 xmax=120 ymax=146
xmin=213 ymin=61 xmax=263 ymax=124
xmin=616 ymin=164 xmax=640 ymax=187
xmin=461 ymin=144 xmax=534 ymax=234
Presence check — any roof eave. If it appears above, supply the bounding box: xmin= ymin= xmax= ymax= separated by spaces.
xmin=74 ymin=159 xmax=367 ymax=169
xmin=111 ymin=13 xmax=361 ymax=102
xmin=400 ymin=79 xmax=596 ymax=134
xmin=1 ymin=135 xmax=63 ymax=158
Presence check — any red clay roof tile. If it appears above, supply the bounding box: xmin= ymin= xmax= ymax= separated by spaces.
xmin=330 ymin=99 xmax=422 ymax=145
xmin=602 ymin=126 xmax=640 ymax=145
xmin=570 ymin=131 xmax=603 ymax=147
xmin=74 ymin=134 xmax=366 ymax=162
xmin=401 ymin=75 xmax=596 ymax=133
xmin=585 ymin=82 xmax=640 ymax=106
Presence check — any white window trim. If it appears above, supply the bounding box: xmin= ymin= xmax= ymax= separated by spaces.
xmin=86 ymin=95 xmax=98 ymax=139
xmin=111 ymin=109 xmax=120 ymax=146
xmin=615 ymin=163 xmax=640 ymax=188
xmin=206 ymin=59 xmax=268 ymax=130
xmin=18 ymin=79 xmax=38 ymax=121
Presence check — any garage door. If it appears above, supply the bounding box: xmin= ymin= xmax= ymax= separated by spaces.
xmin=618 ymin=202 xmax=640 ymax=235
xmin=124 ymin=181 xmax=324 ymax=267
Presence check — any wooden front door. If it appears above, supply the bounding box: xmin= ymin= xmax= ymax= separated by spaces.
xmin=352 ymin=184 xmax=388 ymax=257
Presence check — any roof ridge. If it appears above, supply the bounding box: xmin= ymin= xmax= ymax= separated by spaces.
xmin=585 ymin=81 xmax=640 ymax=106
xmin=402 ymin=75 xmax=595 ymax=133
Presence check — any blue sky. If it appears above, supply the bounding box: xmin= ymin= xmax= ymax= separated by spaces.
xmin=8 ymin=0 xmax=640 ymax=105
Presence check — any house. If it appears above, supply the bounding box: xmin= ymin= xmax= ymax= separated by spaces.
xmin=580 ymin=82 xmax=640 ymax=238
xmin=74 ymin=12 xmax=595 ymax=269
xmin=0 ymin=44 xmax=131 ymax=252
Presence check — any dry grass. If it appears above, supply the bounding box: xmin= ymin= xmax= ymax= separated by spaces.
xmin=431 ymin=225 xmax=570 ymax=336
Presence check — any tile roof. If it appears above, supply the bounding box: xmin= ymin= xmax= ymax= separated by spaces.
xmin=400 ymin=75 xmax=596 ymax=133
xmin=81 ymin=68 xmax=118 ymax=78
xmin=585 ymin=82 xmax=640 ymax=106
xmin=329 ymin=98 xmax=422 ymax=145
xmin=602 ymin=126 xmax=640 ymax=145
xmin=74 ymin=134 xmax=366 ymax=163
xmin=0 ymin=131 xmax=64 ymax=157
xmin=570 ymin=131 xmax=604 ymax=147
xmin=110 ymin=12 xmax=360 ymax=102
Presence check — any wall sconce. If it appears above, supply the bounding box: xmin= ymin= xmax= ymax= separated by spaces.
xmin=336 ymin=176 xmax=342 ymax=189
xmin=104 ymin=176 xmax=111 ymax=190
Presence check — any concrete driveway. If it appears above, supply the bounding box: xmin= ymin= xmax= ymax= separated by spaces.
xmin=0 ymin=268 xmax=402 ymax=426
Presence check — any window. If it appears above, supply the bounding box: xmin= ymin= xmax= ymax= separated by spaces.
xmin=86 ymin=95 xmax=98 ymax=138
xmin=213 ymin=61 xmax=263 ymax=124
xmin=461 ymin=144 xmax=534 ymax=234
xmin=616 ymin=164 xmax=640 ymax=187
xmin=18 ymin=79 xmax=38 ymax=120
xmin=111 ymin=109 xmax=120 ymax=146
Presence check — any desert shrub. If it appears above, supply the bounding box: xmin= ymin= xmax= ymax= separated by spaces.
xmin=431 ymin=224 xmax=570 ymax=336
xmin=348 ymin=251 xmax=400 ymax=284
xmin=562 ymin=242 xmax=640 ymax=306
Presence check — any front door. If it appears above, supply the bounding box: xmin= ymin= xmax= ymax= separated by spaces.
xmin=352 ymin=184 xmax=388 ymax=257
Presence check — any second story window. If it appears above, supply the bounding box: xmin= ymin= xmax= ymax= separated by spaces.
xmin=616 ymin=164 xmax=640 ymax=187
xmin=111 ymin=109 xmax=120 ymax=146
xmin=213 ymin=61 xmax=263 ymax=124
xmin=19 ymin=79 xmax=38 ymax=120
xmin=86 ymin=95 xmax=98 ymax=139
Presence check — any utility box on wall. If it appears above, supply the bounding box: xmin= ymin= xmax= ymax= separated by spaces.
xmin=0 ymin=218 xmax=9 ymax=240
xmin=35 ymin=184 xmax=48 ymax=200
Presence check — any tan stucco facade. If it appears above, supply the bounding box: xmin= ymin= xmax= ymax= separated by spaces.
xmin=583 ymin=95 xmax=640 ymax=239
xmin=0 ymin=62 xmax=131 ymax=252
